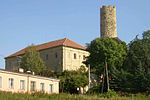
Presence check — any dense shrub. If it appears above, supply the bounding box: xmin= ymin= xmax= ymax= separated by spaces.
xmin=58 ymin=66 xmax=88 ymax=94
xmin=88 ymin=85 xmax=101 ymax=94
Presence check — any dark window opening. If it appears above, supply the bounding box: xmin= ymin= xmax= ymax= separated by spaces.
xmin=46 ymin=54 xmax=48 ymax=60
xmin=83 ymin=55 xmax=86 ymax=60
xmin=55 ymin=52 xmax=58 ymax=58
xmin=49 ymin=84 xmax=53 ymax=93
xmin=74 ymin=53 xmax=77 ymax=59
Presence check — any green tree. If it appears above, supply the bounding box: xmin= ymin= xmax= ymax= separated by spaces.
xmin=20 ymin=44 xmax=46 ymax=74
xmin=58 ymin=66 xmax=88 ymax=94
xmin=110 ymin=66 xmax=133 ymax=92
xmin=124 ymin=30 xmax=150 ymax=93
xmin=85 ymin=37 xmax=127 ymax=92
xmin=126 ymin=30 xmax=150 ymax=72
xmin=85 ymin=37 xmax=127 ymax=74
xmin=133 ymin=62 xmax=148 ymax=92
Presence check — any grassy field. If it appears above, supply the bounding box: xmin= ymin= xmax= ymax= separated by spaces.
xmin=0 ymin=91 xmax=149 ymax=100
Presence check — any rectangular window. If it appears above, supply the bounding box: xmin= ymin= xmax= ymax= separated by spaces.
xmin=49 ymin=84 xmax=53 ymax=93
xmin=20 ymin=80 xmax=25 ymax=90
xmin=55 ymin=52 xmax=58 ymax=58
xmin=46 ymin=54 xmax=48 ymax=60
xmin=30 ymin=81 xmax=36 ymax=91
xmin=8 ymin=78 xmax=14 ymax=89
xmin=0 ymin=77 xmax=2 ymax=88
xmin=40 ymin=83 xmax=45 ymax=92
xmin=74 ymin=53 xmax=77 ymax=59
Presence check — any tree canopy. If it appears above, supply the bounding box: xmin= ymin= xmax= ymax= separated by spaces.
xmin=125 ymin=30 xmax=150 ymax=73
xmin=20 ymin=44 xmax=46 ymax=74
xmin=84 ymin=37 xmax=127 ymax=92
xmin=124 ymin=30 xmax=150 ymax=93
xmin=85 ymin=37 xmax=127 ymax=74
xmin=58 ymin=66 xmax=88 ymax=94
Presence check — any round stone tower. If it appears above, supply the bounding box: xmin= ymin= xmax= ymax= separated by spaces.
xmin=100 ymin=5 xmax=117 ymax=38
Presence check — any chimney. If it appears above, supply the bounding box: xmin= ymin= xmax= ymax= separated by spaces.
xmin=18 ymin=68 xmax=24 ymax=73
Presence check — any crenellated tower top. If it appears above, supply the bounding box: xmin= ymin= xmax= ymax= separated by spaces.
xmin=100 ymin=5 xmax=117 ymax=38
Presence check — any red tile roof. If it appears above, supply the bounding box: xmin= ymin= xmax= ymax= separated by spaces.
xmin=5 ymin=38 xmax=86 ymax=58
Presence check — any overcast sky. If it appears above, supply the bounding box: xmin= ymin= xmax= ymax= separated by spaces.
xmin=0 ymin=0 xmax=150 ymax=69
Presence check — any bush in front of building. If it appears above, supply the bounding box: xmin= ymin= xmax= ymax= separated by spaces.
xmin=39 ymin=65 xmax=88 ymax=94
xmin=58 ymin=66 xmax=88 ymax=94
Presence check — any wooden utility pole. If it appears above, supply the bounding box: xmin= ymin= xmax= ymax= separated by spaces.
xmin=101 ymin=65 xmax=105 ymax=93
xmin=105 ymin=57 xmax=109 ymax=90
xmin=101 ymin=56 xmax=110 ymax=93
xmin=88 ymin=64 xmax=90 ymax=94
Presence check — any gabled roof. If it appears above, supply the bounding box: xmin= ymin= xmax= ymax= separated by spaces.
xmin=5 ymin=38 xmax=86 ymax=58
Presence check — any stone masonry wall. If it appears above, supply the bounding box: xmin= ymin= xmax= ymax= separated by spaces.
xmin=5 ymin=46 xmax=89 ymax=72
xmin=62 ymin=46 xmax=89 ymax=71
xmin=100 ymin=5 xmax=117 ymax=38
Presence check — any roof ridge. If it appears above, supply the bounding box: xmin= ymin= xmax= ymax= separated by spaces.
xmin=37 ymin=38 xmax=66 ymax=46
xmin=6 ymin=38 xmax=86 ymax=58
xmin=62 ymin=38 xmax=68 ymax=46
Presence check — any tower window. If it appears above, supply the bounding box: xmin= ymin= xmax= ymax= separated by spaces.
xmin=74 ymin=53 xmax=77 ymax=59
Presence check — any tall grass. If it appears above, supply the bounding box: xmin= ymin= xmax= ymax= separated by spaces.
xmin=0 ymin=91 xmax=149 ymax=100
